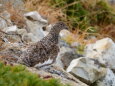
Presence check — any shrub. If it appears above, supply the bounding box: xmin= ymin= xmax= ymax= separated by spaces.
xmin=0 ymin=62 xmax=67 ymax=86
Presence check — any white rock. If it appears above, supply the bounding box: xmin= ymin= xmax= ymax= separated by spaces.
xmin=96 ymin=68 xmax=115 ymax=86
xmin=55 ymin=47 xmax=73 ymax=68
xmin=66 ymin=57 xmax=106 ymax=84
xmin=60 ymin=29 xmax=71 ymax=39
xmin=4 ymin=25 xmax=18 ymax=33
xmin=85 ymin=38 xmax=115 ymax=69
xmin=22 ymin=33 xmax=39 ymax=43
xmin=24 ymin=11 xmax=48 ymax=24
xmin=26 ymin=20 xmax=45 ymax=41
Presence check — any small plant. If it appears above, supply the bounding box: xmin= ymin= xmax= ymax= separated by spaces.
xmin=0 ymin=61 xmax=67 ymax=86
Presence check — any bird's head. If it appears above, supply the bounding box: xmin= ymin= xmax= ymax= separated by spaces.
xmin=54 ymin=21 xmax=69 ymax=30
xmin=50 ymin=21 xmax=69 ymax=34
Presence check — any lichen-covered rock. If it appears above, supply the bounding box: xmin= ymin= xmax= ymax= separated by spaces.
xmin=85 ymin=38 xmax=115 ymax=70
xmin=66 ymin=57 xmax=106 ymax=84
xmin=95 ymin=69 xmax=115 ymax=86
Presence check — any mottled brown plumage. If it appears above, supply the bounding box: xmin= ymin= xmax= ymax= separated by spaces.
xmin=17 ymin=21 xmax=68 ymax=67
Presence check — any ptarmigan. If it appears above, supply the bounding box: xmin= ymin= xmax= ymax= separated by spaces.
xmin=17 ymin=21 xmax=68 ymax=68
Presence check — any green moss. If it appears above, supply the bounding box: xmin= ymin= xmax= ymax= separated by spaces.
xmin=0 ymin=62 xmax=67 ymax=86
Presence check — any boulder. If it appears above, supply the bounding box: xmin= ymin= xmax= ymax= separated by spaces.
xmin=26 ymin=20 xmax=45 ymax=41
xmin=95 ymin=68 xmax=115 ymax=86
xmin=85 ymin=38 xmax=115 ymax=70
xmin=55 ymin=46 xmax=81 ymax=69
xmin=66 ymin=57 xmax=106 ymax=84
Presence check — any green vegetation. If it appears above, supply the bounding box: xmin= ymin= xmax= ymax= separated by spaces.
xmin=0 ymin=62 xmax=67 ymax=86
xmin=50 ymin=0 xmax=115 ymax=32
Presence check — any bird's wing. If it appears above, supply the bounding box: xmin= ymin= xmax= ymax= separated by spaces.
xmin=48 ymin=44 xmax=59 ymax=61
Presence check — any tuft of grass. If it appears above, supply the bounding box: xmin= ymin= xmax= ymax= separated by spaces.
xmin=0 ymin=61 xmax=67 ymax=86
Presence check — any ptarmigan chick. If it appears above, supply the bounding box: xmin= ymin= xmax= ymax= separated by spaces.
xmin=17 ymin=21 xmax=68 ymax=68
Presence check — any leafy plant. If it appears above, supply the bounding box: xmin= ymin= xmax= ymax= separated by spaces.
xmin=0 ymin=62 xmax=67 ymax=86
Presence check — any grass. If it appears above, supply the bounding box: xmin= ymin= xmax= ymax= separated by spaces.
xmin=23 ymin=0 xmax=115 ymax=42
xmin=0 ymin=61 xmax=68 ymax=86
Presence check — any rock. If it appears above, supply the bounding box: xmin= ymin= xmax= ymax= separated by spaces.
xmin=22 ymin=33 xmax=39 ymax=43
xmin=61 ymin=47 xmax=82 ymax=69
xmin=60 ymin=29 xmax=71 ymax=39
xmin=24 ymin=11 xmax=48 ymax=24
xmin=95 ymin=68 xmax=115 ymax=86
xmin=85 ymin=38 xmax=115 ymax=70
xmin=66 ymin=57 xmax=106 ymax=84
xmin=55 ymin=45 xmax=82 ymax=69
xmin=0 ymin=0 xmax=24 ymax=9
xmin=26 ymin=20 xmax=45 ymax=41
xmin=59 ymin=39 xmax=70 ymax=48
xmin=4 ymin=25 xmax=18 ymax=33
xmin=0 ymin=17 xmax=7 ymax=29
xmin=0 ymin=31 xmax=21 ymax=43
xmin=0 ymin=11 xmax=12 ymax=26
xmin=26 ymin=65 xmax=88 ymax=86
xmin=0 ymin=42 xmax=23 ymax=59
xmin=17 ymin=29 xmax=27 ymax=35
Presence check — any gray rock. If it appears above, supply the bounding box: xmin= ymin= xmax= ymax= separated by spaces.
xmin=85 ymin=38 xmax=115 ymax=70
xmin=0 ymin=11 xmax=12 ymax=26
xmin=0 ymin=0 xmax=24 ymax=9
xmin=59 ymin=39 xmax=70 ymax=47
xmin=95 ymin=68 xmax=115 ymax=86
xmin=22 ymin=33 xmax=39 ymax=43
xmin=26 ymin=20 xmax=45 ymax=41
xmin=0 ymin=17 xmax=7 ymax=29
xmin=24 ymin=11 xmax=48 ymax=24
xmin=0 ymin=42 xmax=23 ymax=58
xmin=67 ymin=57 xmax=106 ymax=84
xmin=26 ymin=64 xmax=88 ymax=86
xmin=55 ymin=46 xmax=82 ymax=69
